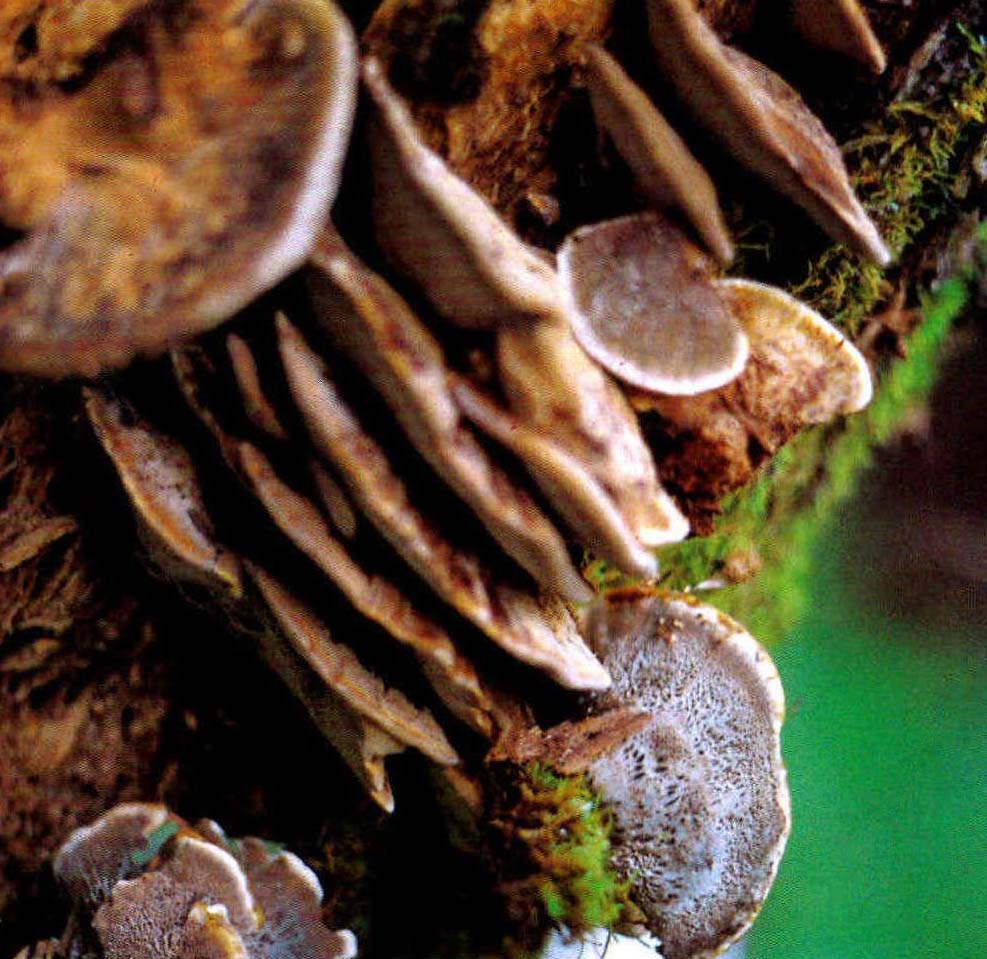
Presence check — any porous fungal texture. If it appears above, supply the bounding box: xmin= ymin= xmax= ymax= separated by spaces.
xmin=584 ymin=590 xmax=789 ymax=959
xmin=35 ymin=803 xmax=357 ymax=959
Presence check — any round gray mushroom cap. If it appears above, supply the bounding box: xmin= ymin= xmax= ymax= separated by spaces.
xmin=584 ymin=590 xmax=790 ymax=959
xmin=558 ymin=213 xmax=748 ymax=397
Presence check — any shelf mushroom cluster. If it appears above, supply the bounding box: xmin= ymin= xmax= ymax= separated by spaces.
xmin=0 ymin=0 xmax=885 ymax=954
xmin=16 ymin=803 xmax=357 ymax=959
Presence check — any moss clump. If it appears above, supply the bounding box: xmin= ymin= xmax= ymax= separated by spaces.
xmin=794 ymin=24 xmax=987 ymax=333
xmin=484 ymin=762 xmax=633 ymax=956
xmin=661 ymin=227 xmax=982 ymax=641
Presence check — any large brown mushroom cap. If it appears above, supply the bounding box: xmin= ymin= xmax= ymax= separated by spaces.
xmin=0 ymin=0 xmax=358 ymax=377
xmin=584 ymin=589 xmax=790 ymax=959
xmin=0 ymin=1 xmax=149 ymax=83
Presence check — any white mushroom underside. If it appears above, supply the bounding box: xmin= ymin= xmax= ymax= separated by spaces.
xmin=587 ymin=594 xmax=789 ymax=959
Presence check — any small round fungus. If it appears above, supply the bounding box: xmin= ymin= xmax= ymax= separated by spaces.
xmin=584 ymin=589 xmax=790 ymax=959
xmin=715 ymin=278 xmax=874 ymax=419
xmin=558 ymin=212 xmax=748 ymax=396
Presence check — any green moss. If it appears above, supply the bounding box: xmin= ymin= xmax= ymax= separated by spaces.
xmin=795 ymin=26 xmax=987 ymax=333
xmin=661 ymin=233 xmax=980 ymax=642
xmin=485 ymin=762 xmax=632 ymax=955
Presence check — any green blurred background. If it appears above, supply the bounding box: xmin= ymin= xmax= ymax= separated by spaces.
xmin=748 ymin=328 xmax=987 ymax=959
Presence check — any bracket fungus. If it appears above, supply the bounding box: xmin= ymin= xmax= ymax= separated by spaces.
xmin=364 ymin=56 xmax=567 ymax=329
xmin=583 ymin=590 xmax=790 ymax=959
xmin=790 ymin=0 xmax=887 ymax=74
xmin=65 ymin=0 xmax=886 ymax=826
xmin=639 ymin=278 xmax=874 ymax=528
xmin=302 ymin=234 xmax=596 ymax=604
xmin=645 ymin=0 xmax=891 ymax=265
xmin=0 ymin=0 xmax=358 ymax=377
xmin=582 ymin=45 xmax=734 ymax=267
xmin=495 ymin=318 xmax=690 ymax=557
xmin=84 ymin=388 xmax=242 ymax=598
xmin=38 ymin=803 xmax=357 ymax=959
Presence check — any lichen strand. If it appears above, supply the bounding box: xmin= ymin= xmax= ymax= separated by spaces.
xmin=654 ymin=17 xmax=987 ymax=641
xmin=664 ymin=232 xmax=981 ymax=640
xmin=483 ymin=762 xmax=634 ymax=956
